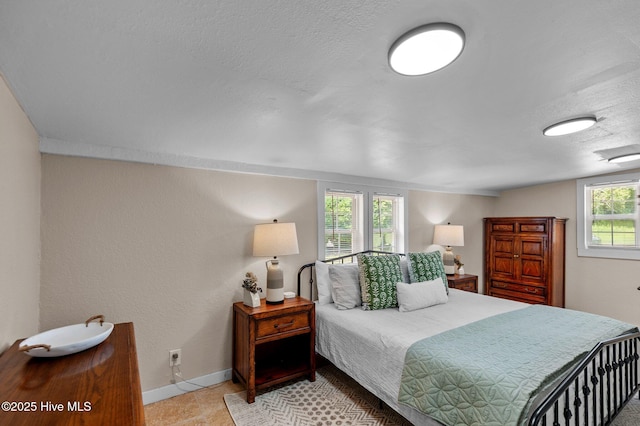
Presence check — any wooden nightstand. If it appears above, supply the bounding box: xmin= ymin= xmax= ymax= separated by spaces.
xmin=232 ymin=297 xmax=315 ymax=403
xmin=447 ymin=274 xmax=478 ymax=293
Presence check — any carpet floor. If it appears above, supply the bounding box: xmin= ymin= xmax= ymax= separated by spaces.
xmin=225 ymin=365 xmax=639 ymax=426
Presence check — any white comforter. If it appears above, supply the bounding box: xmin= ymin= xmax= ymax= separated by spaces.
xmin=315 ymin=289 xmax=529 ymax=425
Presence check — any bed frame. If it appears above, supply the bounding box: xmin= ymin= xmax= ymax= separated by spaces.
xmin=297 ymin=251 xmax=640 ymax=426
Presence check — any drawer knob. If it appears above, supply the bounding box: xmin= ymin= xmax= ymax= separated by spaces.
xmin=274 ymin=321 xmax=294 ymax=329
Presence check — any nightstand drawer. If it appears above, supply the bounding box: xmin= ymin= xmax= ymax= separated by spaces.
xmin=446 ymin=274 xmax=478 ymax=293
xmin=454 ymin=281 xmax=476 ymax=292
xmin=256 ymin=311 xmax=310 ymax=338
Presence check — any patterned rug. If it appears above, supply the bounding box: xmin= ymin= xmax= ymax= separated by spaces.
xmin=224 ymin=365 xmax=639 ymax=426
xmin=224 ymin=365 xmax=410 ymax=425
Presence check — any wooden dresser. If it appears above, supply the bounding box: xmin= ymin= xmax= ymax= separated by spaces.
xmin=0 ymin=322 xmax=144 ymax=425
xmin=484 ymin=217 xmax=566 ymax=307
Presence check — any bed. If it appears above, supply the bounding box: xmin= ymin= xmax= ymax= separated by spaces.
xmin=297 ymin=251 xmax=640 ymax=426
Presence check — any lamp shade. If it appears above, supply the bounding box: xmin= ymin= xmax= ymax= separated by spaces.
xmin=253 ymin=221 xmax=299 ymax=257
xmin=433 ymin=224 xmax=464 ymax=247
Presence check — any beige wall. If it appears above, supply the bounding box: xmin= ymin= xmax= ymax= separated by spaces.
xmin=494 ymin=178 xmax=640 ymax=326
xmin=0 ymin=75 xmax=41 ymax=352
xmin=40 ymin=155 xmax=317 ymax=390
xmin=408 ymin=190 xmax=496 ymax=291
xmin=40 ymin=156 xmax=498 ymax=391
xmin=38 ymin=151 xmax=640 ymax=395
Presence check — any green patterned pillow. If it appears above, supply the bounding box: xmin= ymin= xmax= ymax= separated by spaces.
xmin=408 ymin=252 xmax=449 ymax=294
xmin=357 ymin=254 xmax=403 ymax=310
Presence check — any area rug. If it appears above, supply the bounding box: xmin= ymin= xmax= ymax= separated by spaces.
xmin=225 ymin=365 xmax=639 ymax=426
xmin=223 ymin=365 xmax=411 ymax=425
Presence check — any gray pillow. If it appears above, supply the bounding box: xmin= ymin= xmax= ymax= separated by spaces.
xmin=329 ymin=264 xmax=361 ymax=310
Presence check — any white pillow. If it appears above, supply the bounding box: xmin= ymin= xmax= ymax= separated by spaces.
xmin=329 ymin=264 xmax=360 ymax=310
xmin=315 ymin=261 xmax=333 ymax=305
xmin=396 ymin=278 xmax=448 ymax=312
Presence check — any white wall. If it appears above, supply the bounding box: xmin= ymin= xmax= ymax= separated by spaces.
xmin=0 ymin=74 xmax=41 ymax=352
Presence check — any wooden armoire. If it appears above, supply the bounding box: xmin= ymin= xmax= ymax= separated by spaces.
xmin=484 ymin=217 xmax=566 ymax=307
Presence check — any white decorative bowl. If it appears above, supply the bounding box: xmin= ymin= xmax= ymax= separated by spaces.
xmin=20 ymin=316 xmax=114 ymax=357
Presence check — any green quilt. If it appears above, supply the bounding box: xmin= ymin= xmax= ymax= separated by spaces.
xmin=398 ymin=305 xmax=637 ymax=426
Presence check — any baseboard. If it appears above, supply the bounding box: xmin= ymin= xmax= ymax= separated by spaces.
xmin=142 ymin=368 xmax=233 ymax=405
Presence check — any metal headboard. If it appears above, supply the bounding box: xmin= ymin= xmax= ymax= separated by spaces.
xmin=296 ymin=250 xmax=405 ymax=300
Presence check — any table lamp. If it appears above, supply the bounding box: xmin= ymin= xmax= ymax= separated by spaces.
xmin=253 ymin=220 xmax=299 ymax=304
xmin=433 ymin=223 xmax=464 ymax=275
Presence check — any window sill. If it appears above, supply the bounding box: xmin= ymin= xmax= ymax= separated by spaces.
xmin=577 ymin=246 xmax=640 ymax=260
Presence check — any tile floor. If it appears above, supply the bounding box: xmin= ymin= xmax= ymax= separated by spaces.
xmin=144 ymin=380 xmax=243 ymax=425
xmin=145 ymin=378 xmax=639 ymax=425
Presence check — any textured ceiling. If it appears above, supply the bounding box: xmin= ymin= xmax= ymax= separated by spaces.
xmin=1 ymin=1 xmax=640 ymax=194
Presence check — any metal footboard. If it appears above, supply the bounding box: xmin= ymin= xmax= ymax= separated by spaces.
xmin=529 ymin=331 xmax=640 ymax=426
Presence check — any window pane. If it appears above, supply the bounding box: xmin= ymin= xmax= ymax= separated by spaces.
xmin=325 ymin=191 xmax=363 ymax=259
xmin=372 ymin=231 xmax=394 ymax=252
xmin=372 ymin=194 xmax=404 ymax=253
xmin=591 ymin=188 xmax=612 ymax=215
xmin=588 ymin=183 xmax=637 ymax=248
xmin=591 ymin=219 xmax=636 ymax=246
xmin=591 ymin=185 xmax=636 ymax=215
xmin=619 ymin=187 xmax=637 ymax=213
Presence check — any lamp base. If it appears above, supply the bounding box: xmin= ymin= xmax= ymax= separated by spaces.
xmin=442 ymin=246 xmax=455 ymax=275
xmin=266 ymin=259 xmax=285 ymax=304
xmin=266 ymin=285 xmax=284 ymax=304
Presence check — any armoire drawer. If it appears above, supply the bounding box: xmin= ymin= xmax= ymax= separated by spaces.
xmin=490 ymin=280 xmax=546 ymax=296
xmin=489 ymin=287 xmax=547 ymax=304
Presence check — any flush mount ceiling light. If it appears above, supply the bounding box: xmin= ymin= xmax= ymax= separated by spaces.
xmin=543 ymin=116 xmax=597 ymax=136
xmin=608 ymin=153 xmax=640 ymax=163
xmin=389 ymin=23 xmax=465 ymax=76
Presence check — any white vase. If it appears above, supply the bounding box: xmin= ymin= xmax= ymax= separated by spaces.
xmin=243 ymin=290 xmax=261 ymax=308
xmin=457 ymin=266 xmax=465 ymax=275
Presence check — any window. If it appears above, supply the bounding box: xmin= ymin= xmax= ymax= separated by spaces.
xmin=577 ymin=172 xmax=640 ymax=260
xmin=372 ymin=194 xmax=405 ymax=252
xmin=324 ymin=190 xmax=364 ymax=259
xmin=318 ymin=182 xmax=407 ymax=260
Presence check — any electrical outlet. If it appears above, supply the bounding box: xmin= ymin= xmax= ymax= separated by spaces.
xmin=169 ymin=349 xmax=181 ymax=367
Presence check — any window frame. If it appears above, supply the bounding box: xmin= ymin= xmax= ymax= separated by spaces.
xmin=323 ymin=189 xmax=364 ymax=258
xmin=371 ymin=193 xmax=405 ymax=253
xmin=317 ymin=181 xmax=408 ymax=260
xmin=576 ymin=172 xmax=640 ymax=260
